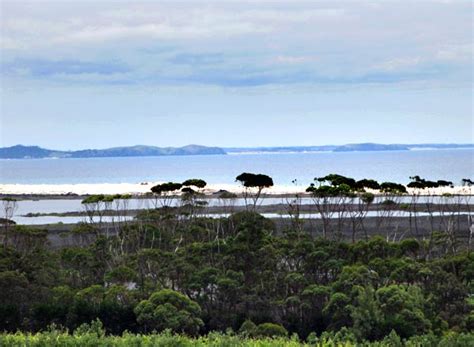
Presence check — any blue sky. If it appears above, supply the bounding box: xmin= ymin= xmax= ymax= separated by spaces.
xmin=0 ymin=0 xmax=472 ymax=150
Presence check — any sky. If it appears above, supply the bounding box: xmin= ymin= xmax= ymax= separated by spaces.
xmin=0 ymin=0 xmax=472 ymax=150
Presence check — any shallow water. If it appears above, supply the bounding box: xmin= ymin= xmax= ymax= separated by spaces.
xmin=12 ymin=211 xmax=474 ymax=225
xmin=10 ymin=195 xmax=473 ymax=219
xmin=12 ymin=215 xmax=135 ymax=225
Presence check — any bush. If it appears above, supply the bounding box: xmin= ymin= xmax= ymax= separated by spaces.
xmin=134 ymin=289 xmax=203 ymax=335
xmin=239 ymin=319 xmax=257 ymax=337
xmin=256 ymin=323 xmax=288 ymax=337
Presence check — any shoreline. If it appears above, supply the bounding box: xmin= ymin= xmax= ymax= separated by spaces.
xmin=1 ymin=182 xmax=473 ymax=199
xmin=0 ymin=182 xmax=306 ymax=198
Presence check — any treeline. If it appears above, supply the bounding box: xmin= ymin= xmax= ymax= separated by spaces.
xmin=0 ymin=210 xmax=472 ymax=342
xmin=73 ymin=173 xmax=474 ymax=248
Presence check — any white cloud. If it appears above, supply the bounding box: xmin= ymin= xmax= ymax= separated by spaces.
xmin=435 ymin=44 xmax=472 ymax=62
xmin=273 ymin=55 xmax=319 ymax=64
xmin=1 ymin=1 xmax=471 ymax=87
xmin=374 ymin=57 xmax=423 ymax=72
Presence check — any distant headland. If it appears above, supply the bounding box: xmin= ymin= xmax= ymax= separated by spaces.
xmin=0 ymin=143 xmax=472 ymax=159
xmin=0 ymin=144 xmax=226 ymax=159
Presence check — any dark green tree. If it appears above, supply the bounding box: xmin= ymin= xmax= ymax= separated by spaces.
xmin=134 ymin=289 xmax=204 ymax=335
xmin=236 ymin=172 xmax=274 ymax=209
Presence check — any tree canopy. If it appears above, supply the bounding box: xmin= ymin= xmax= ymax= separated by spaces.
xmin=236 ymin=173 xmax=274 ymax=189
xmin=134 ymin=289 xmax=203 ymax=335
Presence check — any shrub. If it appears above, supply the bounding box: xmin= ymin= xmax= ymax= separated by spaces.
xmin=256 ymin=323 xmax=288 ymax=338
xmin=239 ymin=319 xmax=257 ymax=337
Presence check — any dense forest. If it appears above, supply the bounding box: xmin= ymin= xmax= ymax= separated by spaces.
xmin=0 ymin=174 xmax=473 ymax=345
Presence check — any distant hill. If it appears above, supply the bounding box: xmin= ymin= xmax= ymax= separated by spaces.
xmin=1 ymin=143 xmax=472 ymax=159
xmin=0 ymin=145 xmax=67 ymax=159
xmin=0 ymin=145 xmax=226 ymax=159
xmin=225 ymin=143 xmax=474 ymax=154
xmin=224 ymin=145 xmax=337 ymax=153
xmin=332 ymin=143 xmax=409 ymax=152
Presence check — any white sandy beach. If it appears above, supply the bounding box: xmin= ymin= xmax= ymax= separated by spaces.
xmin=0 ymin=182 xmax=472 ymax=196
xmin=0 ymin=182 xmax=305 ymax=196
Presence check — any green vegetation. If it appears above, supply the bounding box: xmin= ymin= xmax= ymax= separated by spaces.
xmin=1 ymin=328 xmax=473 ymax=346
xmin=1 ymin=173 xmax=473 ymax=345
xmin=134 ymin=289 xmax=204 ymax=334
xmin=0 ymin=210 xmax=472 ymax=343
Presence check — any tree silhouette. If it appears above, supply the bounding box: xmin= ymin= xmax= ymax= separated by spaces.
xmin=380 ymin=182 xmax=407 ymax=194
xmin=181 ymin=179 xmax=208 ymax=217
xmin=236 ymin=172 xmax=274 ymax=209
xmin=182 ymin=179 xmax=207 ymax=189
xmin=317 ymin=174 xmax=357 ymax=190
xmin=306 ymin=174 xmax=358 ymax=238
xmin=462 ymin=178 xmax=473 ymax=186
xmin=356 ymin=179 xmax=381 ymax=191
xmin=150 ymin=182 xmax=183 ymax=207
xmin=1 ymin=198 xmax=17 ymax=248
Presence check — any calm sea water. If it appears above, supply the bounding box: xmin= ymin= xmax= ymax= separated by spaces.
xmin=1 ymin=149 xmax=473 ymax=186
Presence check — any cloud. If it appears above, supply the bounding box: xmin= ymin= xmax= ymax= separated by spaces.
xmin=273 ymin=55 xmax=319 ymax=65
xmin=168 ymin=53 xmax=225 ymax=66
xmin=1 ymin=1 xmax=471 ymax=88
xmin=435 ymin=44 xmax=472 ymax=63
xmin=374 ymin=57 xmax=423 ymax=72
xmin=3 ymin=59 xmax=131 ymax=79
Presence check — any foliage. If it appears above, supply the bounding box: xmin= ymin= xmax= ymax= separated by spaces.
xmin=134 ymin=289 xmax=204 ymax=334
xmin=0 ymin=210 xmax=472 ymax=342
xmin=0 ymin=330 xmax=473 ymax=346
xmin=407 ymin=176 xmax=453 ymax=189
xmin=380 ymin=182 xmax=407 ymax=194
xmin=255 ymin=323 xmax=288 ymax=337
xmin=235 ymin=173 xmax=274 ymax=189
xmin=239 ymin=319 xmax=258 ymax=337
xmin=150 ymin=182 xmax=183 ymax=195
xmin=182 ymin=179 xmax=207 ymax=189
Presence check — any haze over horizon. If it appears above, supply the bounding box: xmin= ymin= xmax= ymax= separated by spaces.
xmin=2 ymin=142 xmax=474 ymax=153
xmin=1 ymin=1 xmax=472 ymax=150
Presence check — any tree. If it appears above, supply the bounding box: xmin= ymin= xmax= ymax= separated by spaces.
xmin=134 ymin=289 xmax=203 ymax=335
xmin=182 ymin=179 xmax=207 ymax=189
xmin=0 ymin=270 xmax=29 ymax=331
xmin=181 ymin=179 xmax=208 ymax=218
xmin=235 ymin=173 xmax=274 ymax=209
xmin=376 ymin=183 xmax=406 ymax=237
xmin=323 ymin=292 xmax=352 ymax=330
xmin=217 ymin=191 xmax=237 ymax=217
xmin=72 ymin=285 xmax=106 ymax=326
xmin=150 ymin=182 xmax=183 ymax=208
xmin=406 ymin=176 xmax=460 ymax=258
xmin=408 ymin=176 xmax=453 ymax=191
xmin=1 ymin=198 xmax=17 ymax=248
xmin=111 ymin=194 xmax=132 ymax=231
xmin=376 ymin=284 xmax=431 ymax=338
xmin=306 ymin=175 xmax=357 ymax=238
xmin=300 ymin=284 xmax=330 ymax=334
xmin=380 ymin=182 xmax=407 ymax=195
xmin=81 ymin=195 xmax=116 ymax=236
xmin=350 ymin=286 xmax=383 ymax=340
xmin=317 ymin=174 xmax=357 ymax=190
xmin=356 ymin=179 xmax=381 ymax=191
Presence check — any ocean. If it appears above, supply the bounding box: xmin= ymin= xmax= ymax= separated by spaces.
xmin=1 ymin=149 xmax=473 ymax=186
